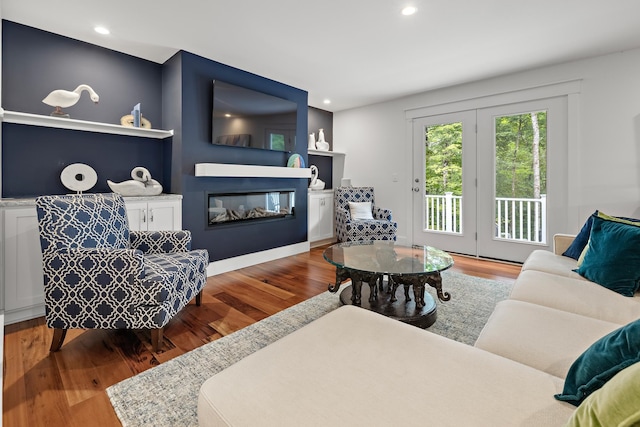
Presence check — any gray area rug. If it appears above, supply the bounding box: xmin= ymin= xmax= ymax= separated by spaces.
xmin=107 ymin=271 xmax=512 ymax=427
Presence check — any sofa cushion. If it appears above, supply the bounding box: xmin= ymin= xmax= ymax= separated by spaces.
xmin=521 ymin=249 xmax=585 ymax=280
xmin=565 ymin=361 xmax=640 ymax=427
xmin=575 ymin=214 xmax=640 ymax=297
xmin=198 ymin=305 xmax=575 ymax=427
xmin=475 ymin=300 xmax=621 ymax=379
xmin=555 ymin=318 xmax=640 ymax=406
xmin=509 ymin=270 xmax=640 ymax=324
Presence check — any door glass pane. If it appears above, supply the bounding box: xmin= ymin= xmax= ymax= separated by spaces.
xmin=494 ymin=111 xmax=547 ymax=243
xmin=424 ymin=122 xmax=463 ymax=234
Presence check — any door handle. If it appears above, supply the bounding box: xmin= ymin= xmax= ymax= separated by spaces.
xmin=413 ymin=187 xmax=420 ymax=192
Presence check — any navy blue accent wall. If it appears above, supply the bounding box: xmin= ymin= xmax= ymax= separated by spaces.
xmin=2 ymin=21 xmax=162 ymax=125
xmin=1 ymin=21 xmax=167 ymax=197
xmin=163 ymin=51 xmax=309 ymax=262
xmin=2 ymin=123 xmax=164 ymax=197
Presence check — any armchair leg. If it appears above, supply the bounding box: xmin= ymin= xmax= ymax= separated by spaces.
xmin=151 ymin=327 xmax=164 ymax=352
xmin=50 ymin=328 xmax=68 ymax=352
xmin=196 ymin=290 xmax=203 ymax=306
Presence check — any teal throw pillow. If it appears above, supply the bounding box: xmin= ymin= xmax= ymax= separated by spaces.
xmin=565 ymin=361 xmax=640 ymax=427
xmin=555 ymin=319 xmax=640 ymax=406
xmin=574 ymin=214 xmax=640 ymax=297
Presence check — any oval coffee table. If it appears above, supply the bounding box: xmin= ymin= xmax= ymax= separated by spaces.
xmin=323 ymin=241 xmax=453 ymax=328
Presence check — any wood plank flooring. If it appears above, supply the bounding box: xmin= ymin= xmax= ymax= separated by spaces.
xmin=3 ymin=246 xmax=521 ymax=427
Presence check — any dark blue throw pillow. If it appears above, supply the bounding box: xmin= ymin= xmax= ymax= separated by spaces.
xmin=555 ymin=319 xmax=640 ymax=406
xmin=562 ymin=211 xmax=597 ymax=259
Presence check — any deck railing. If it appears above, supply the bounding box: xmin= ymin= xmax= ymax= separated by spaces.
xmin=424 ymin=193 xmax=547 ymax=243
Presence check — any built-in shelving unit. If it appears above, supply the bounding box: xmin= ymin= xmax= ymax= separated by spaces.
xmin=0 ymin=109 xmax=174 ymax=139
xmin=308 ymin=149 xmax=346 ymax=157
xmin=195 ymin=162 xmax=312 ymax=178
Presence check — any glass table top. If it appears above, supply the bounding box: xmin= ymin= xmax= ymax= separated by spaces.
xmin=323 ymin=241 xmax=453 ymax=276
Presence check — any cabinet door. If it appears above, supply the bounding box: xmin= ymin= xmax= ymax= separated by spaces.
xmin=317 ymin=195 xmax=334 ymax=239
xmin=308 ymin=193 xmax=334 ymax=242
xmin=124 ymin=201 xmax=148 ymax=231
xmin=147 ymin=200 xmax=181 ymax=231
xmin=3 ymin=207 xmax=44 ymax=312
xmin=308 ymin=194 xmax=322 ymax=241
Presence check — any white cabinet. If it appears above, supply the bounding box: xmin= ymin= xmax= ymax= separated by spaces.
xmin=2 ymin=207 xmax=45 ymax=323
xmin=308 ymin=190 xmax=335 ymax=245
xmin=125 ymin=198 xmax=182 ymax=231
xmin=0 ymin=195 xmax=182 ymax=324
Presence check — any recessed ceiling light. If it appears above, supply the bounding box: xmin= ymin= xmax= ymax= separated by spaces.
xmin=94 ymin=26 xmax=110 ymax=35
xmin=323 ymin=99 xmax=331 ymax=105
xmin=402 ymin=6 xmax=417 ymax=16
xmin=224 ymin=113 xmax=231 ymax=118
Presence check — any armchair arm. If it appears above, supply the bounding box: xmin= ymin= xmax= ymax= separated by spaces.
xmin=553 ymin=234 xmax=576 ymax=256
xmin=336 ymin=207 xmax=351 ymax=223
xmin=43 ymin=248 xmax=144 ymax=284
xmin=130 ymin=230 xmax=192 ymax=254
xmin=373 ymin=206 xmax=393 ymax=221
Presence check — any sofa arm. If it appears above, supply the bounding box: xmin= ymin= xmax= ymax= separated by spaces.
xmin=553 ymin=234 xmax=576 ymax=256
xmin=130 ymin=230 xmax=192 ymax=254
xmin=336 ymin=207 xmax=351 ymax=223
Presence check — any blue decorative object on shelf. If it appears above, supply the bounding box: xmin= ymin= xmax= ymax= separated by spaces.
xmin=132 ymin=103 xmax=141 ymax=127
xmin=287 ymin=153 xmax=305 ymax=168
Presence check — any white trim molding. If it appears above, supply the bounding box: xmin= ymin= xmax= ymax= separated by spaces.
xmin=206 ymin=241 xmax=310 ymax=276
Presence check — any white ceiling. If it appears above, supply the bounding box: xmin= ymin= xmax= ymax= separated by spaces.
xmin=3 ymin=0 xmax=640 ymax=112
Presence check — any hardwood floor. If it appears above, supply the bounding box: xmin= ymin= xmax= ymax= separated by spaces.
xmin=3 ymin=246 xmax=521 ymax=427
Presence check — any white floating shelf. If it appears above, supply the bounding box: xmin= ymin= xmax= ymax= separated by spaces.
xmin=195 ymin=163 xmax=312 ymax=178
xmin=0 ymin=108 xmax=174 ymax=139
xmin=308 ymin=149 xmax=345 ymax=157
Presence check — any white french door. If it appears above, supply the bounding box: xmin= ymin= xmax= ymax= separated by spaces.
xmin=476 ymin=97 xmax=568 ymax=262
xmin=412 ymin=97 xmax=568 ymax=263
xmin=412 ymin=110 xmax=477 ymax=255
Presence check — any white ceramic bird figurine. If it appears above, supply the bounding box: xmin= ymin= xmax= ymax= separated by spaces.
xmin=309 ymin=165 xmax=326 ymax=190
xmin=42 ymin=84 xmax=99 ymax=117
xmin=107 ymin=166 xmax=163 ymax=196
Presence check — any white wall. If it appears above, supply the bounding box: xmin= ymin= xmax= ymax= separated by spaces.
xmin=334 ymin=48 xmax=640 ymax=244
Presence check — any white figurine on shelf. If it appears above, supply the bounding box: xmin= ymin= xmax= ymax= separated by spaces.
xmin=309 ymin=165 xmax=326 ymax=190
xmin=42 ymin=84 xmax=99 ymax=118
xmin=107 ymin=166 xmax=163 ymax=196
xmin=308 ymin=132 xmax=316 ymax=150
xmin=315 ymin=128 xmax=330 ymax=151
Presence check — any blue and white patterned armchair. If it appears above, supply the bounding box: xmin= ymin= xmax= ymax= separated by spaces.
xmin=35 ymin=193 xmax=209 ymax=352
xmin=334 ymin=186 xmax=398 ymax=242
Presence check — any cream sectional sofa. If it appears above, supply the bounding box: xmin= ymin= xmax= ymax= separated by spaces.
xmin=198 ymin=234 xmax=640 ymax=426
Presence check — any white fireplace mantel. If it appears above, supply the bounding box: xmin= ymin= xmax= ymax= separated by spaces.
xmin=195 ymin=163 xmax=312 ymax=178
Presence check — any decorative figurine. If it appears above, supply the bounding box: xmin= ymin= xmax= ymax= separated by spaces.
xmin=309 ymin=165 xmax=326 ymax=190
xmin=315 ymin=128 xmax=330 ymax=151
xmin=107 ymin=166 xmax=163 ymax=196
xmin=42 ymin=84 xmax=99 ymax=118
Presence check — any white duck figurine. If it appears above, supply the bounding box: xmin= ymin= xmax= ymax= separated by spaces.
xmin=42 ymin=84 xmax=100 ymax=117
xmin=309 ymin=165 xmax=326 ymax=190
xmin=107 ymin=166 xmax=163 ymax=196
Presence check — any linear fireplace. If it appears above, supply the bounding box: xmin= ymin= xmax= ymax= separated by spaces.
xmin=207 ymin=189 xmax=295 ymax=226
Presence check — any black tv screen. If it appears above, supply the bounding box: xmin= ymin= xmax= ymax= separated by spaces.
xmin=211 ymin=80 xmax=297 ymax=152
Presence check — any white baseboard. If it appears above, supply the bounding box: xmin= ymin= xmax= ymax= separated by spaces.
xmin=206 ymin=241 xmax=311 ymax=276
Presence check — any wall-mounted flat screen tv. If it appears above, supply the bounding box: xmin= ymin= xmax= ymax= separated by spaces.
xmin=211 ymin=80 xmax=297 ymax=152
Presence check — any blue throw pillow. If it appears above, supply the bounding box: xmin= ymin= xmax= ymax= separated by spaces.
xmin=562 ymin=211 xmax=597 ymax=259
xmin=563 ymin=211 xmax=640 ymax=260
xmin=575 ymin=214 xmax=640 ymax=297
xmin=555 ymin=319 xmax=640 ymax=406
